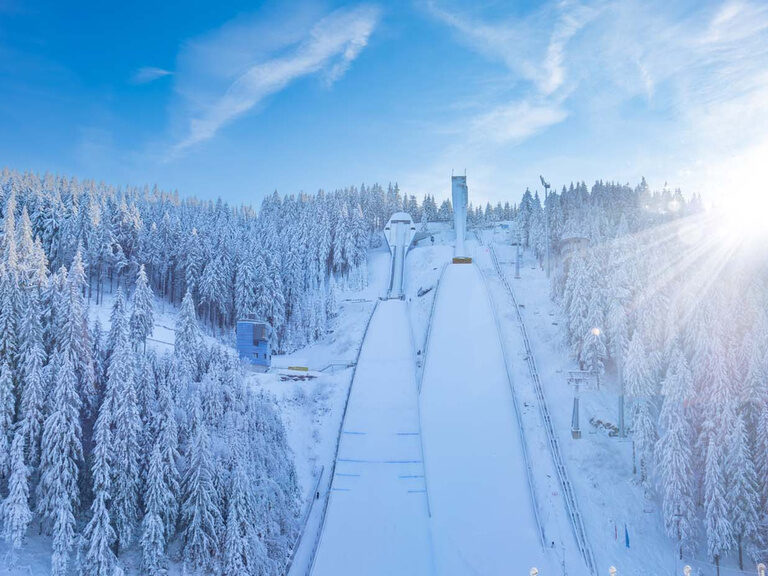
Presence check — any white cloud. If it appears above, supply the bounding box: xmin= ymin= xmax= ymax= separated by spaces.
xmin=132 ymin=66 xmax=172 ymax=84
xmin=423 ymin=1 xmax=593 ymax=146
xmin=424 ymin=0 xmax=768 ymax=200
xmin=471 ymin=100 xmax=567 ymax=145
xmin=170 ymin=5 xmax=380 ymax=156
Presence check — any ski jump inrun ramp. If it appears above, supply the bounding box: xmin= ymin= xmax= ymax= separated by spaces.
xmin=310 ymin=252 xmax=547 ymax=575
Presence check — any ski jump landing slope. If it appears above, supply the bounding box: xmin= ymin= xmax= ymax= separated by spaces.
xmin=421 ymin=263 xmax=548 ymax=576
xmin=311 ymin=299 xmax=434 ymax=576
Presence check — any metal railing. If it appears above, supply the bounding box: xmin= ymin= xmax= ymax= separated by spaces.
xmin=304 ymin=299 xmax=380 ymax=575
xmin=416 ymin=262 xmax=448 ymax=394
xmin=485 ymin=240 xmax=597 ymax=576
xmin=283 ymin=465 xmax=325 ymax=575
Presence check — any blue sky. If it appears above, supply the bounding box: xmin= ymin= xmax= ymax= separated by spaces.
xmin=1 ymin=0 xmax=767 ymax=205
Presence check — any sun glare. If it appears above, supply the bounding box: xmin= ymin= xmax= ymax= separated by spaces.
xmin=719 ymin=191 xmax=768 ymax=240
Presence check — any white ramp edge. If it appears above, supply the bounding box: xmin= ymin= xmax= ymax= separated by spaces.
xmin=420 ymin=263 xmax=550 ymax=576
xmin=311 ymin=300 xmax=435 ymax=576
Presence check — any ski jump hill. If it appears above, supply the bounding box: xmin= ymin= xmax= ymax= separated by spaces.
xmin=309 ymin=180 xmax=549 ymax=575
xmin=420 ymin=261 xmax=547 ymax=575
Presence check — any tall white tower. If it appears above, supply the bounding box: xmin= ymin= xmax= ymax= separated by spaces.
xmin=452 ymin=174 xmax=469 ymax=260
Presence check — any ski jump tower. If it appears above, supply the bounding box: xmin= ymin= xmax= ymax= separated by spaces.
xmin=383 ymin=212 xmax=416 ymax=299
xmin=452 ymin=174 xmax=472 ymax=264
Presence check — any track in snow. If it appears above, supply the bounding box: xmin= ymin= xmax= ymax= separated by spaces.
xmin=311 ymin=299 xmax=434 ymax=576
xmin=420 ymin=263 xmax=549 ymax=576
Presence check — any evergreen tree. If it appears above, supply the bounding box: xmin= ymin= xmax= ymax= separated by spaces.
xmin=175 ymin=291 xmax=203 ymax=378
xmin=655 ymin=348 xmax=695 ymax=557
xmin=223 ymin=420 xmax=269 ymax=576
xmin=107 ymin=298 xmax=141 ymax=551
xmin=0 ymin=424 xmax=32 ymax=548
xmin=705 ymin=436 xmax=732 ymax=571
xmin=580 ymin=299 xmax=606 ymax=387
xmin=727 ymin=412 xmax=759 ymax=569
xmin=624 ymin=331 xmax=656 ymax=488
xmin=37 ymin=350 xmax=82 ymax=576
xmin=0 ymin=361 xmax=13 ymax=478
xmin=80 ymin=393 xmax=118 ymax=576
xmin=141 ymin=439 xmax=169 ymax=576
xmin=130 ymin=264 xmax=154 ymax=352
xmin=180 ymin=399 xmax=221 ymax=572
xmin=18 ymin=286 xmax=47 ymax=467
xmin=156 ymin=373 xmax=180 ymax=537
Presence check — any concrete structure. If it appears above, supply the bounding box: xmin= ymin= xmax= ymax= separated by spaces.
xmin=451 ymin=175 xmax=470 ymax=262
xmin=236 ymin=317 xmax=272 ymax=370
xmin=383 ymin=212 xmax=416 ymax=299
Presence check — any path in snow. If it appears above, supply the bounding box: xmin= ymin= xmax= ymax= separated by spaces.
xmin=311 ymin=299 xmax=434 ymax=576
xmin=420 ymin=262 xmax=550 ymax=576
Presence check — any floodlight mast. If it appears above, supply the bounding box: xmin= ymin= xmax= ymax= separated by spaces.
xmin=539 ymin=175 xmax=551 ymax=278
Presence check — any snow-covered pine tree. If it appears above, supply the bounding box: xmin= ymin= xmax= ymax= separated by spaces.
xmin=141 ymin=439 xmax=169 ymax=576
xmin=80 ymin=389 xmax=118 ymax=576
xmin=37 ymin=349 xmax=82 ymax=576
xmin=180 ymin=397 xmax=221 ymax=572
xmin=0 ymin=424 xmax=32 ymax=548
xmin=705 ymin=435 xmax=733 ymax=572
xmin=624 ymin=330 xmax=656 ymax=488
xmin=18 ymin=285 xmax=47 ymax=467
xmin=222 ymin=421 xmax=268 ymax=576
xmin=107 ymin=288 xmax=128 ymax=361
xmin=655 ymin=347 xmax=695 ymax=557
xmin=107 ymin=297 xmax=142 ymax=552
xmin=234 ymin=256 xmax=258 ymax=321
xmin=155 ymin=371 xmax=180 ymax=537
xmin=0 ymin=361 xmax=13 ymax=478
xmin=580 ymin=298 xmax=606 ymax=387
xmin=726 ymin=411 xmax=759 ymax=569
xmin=130 ymin=264 xmax=154 ymax=352
xmin=175 ymin=290 xmax=203 ymax=379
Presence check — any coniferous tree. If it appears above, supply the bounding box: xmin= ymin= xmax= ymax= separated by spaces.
xmin=80 ymin=391 xmax=118 ymax=576
xmin=655 ymin=348 xmax=695 ymax=557
xmin=176 ymin=290 xmax=203 ymax=378
xmin=705 ymin=436 xmax=732 ymax=572
xmin=0 ymin=424 xmax=32 ymax=548
xmin=141 ymin=439 xmax=169 ymax=576
xmin=625 ymin=331 xmax=656 ymax=488
xmin=0 ymin=361 xmax=13 ymax=478
xmin=726 ymin=412 xmax=759 ymax=569
xmin=107 ymin=296 xmax=142 ymax=552
xmin=18 ymin=286 xmax=47 ymax=467
xmin=180 ymin=398 xmax=221 ymax=572
xmin=130 ymin=264 xmax=154 ymax=352
xmin=155 ymin=372 xmax=180 ymax=537
xmin=37 ymin=350 xmax=82 ymax=576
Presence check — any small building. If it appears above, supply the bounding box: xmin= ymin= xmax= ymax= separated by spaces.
xmin=236 ymin=316 xmax=272 ymax=371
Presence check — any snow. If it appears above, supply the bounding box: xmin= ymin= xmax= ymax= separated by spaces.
xmin=474 ymin=227 xmax=743 ymax=576
xmin=420 ymin=260 xmax=550 ymax=576
xmin=311 ymin=300 xmax=434 ymax=575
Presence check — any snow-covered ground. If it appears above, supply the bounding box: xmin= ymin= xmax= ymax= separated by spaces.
xmin=421 ymin=260 xmax=551 ymax=576
xmin=311 ymin=300 xmax=434 ymax=575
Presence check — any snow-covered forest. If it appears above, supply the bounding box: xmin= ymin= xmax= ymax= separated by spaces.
xmin=519 ymin=180 xmax=767 ymax=571
xmin=2 ymin=165 xmax=765 ymax=575
xmin=0 ymin=170 xmax=459 ymax=353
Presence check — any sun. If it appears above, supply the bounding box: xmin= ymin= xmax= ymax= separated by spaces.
xmin=718 ymin=188 xmax=768 ymax=241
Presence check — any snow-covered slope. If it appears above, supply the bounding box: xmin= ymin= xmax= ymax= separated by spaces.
xmin=311 ymin=300 xmax=434 ymax=575
xmin=420 ymin=261 xmax=550 ymax=575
